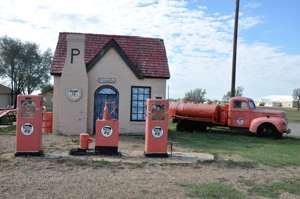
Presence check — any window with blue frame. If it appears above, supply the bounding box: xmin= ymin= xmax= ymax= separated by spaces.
xmin=131 ymin=86 xmax=151 ymax=121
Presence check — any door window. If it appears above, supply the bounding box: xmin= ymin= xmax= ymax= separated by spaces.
xmin=94 ymin=86 xmax=119 ymax=133
xmin=233 ymin=101 xmax=248 ymax=109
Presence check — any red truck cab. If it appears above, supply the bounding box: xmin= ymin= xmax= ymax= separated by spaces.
xmin=228 ymin=97 xmax=289 ymax=137
xmin=170 ymin=96 xmax=290 ymax=138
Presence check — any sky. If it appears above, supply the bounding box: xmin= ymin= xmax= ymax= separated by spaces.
xmin=0 ymin=0 xmax=299 ymax=100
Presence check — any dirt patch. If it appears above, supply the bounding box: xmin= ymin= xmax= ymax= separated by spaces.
xmin=1 ymin=134 xmax=300 ymax=199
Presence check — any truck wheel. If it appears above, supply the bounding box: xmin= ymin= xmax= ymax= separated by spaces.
xmin=257 ymin=124 xmax=281 ymax=138
xmin=176 ymin=121 xmax=185 ymax=132
xmin=185 ymin=121 xmax=195 ymax=132
xmin=195 ymin=123 xmax=207 ymax=132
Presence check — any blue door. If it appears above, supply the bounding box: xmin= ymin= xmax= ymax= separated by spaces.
xmin=94 ymin=85 xmax=119 ymax=133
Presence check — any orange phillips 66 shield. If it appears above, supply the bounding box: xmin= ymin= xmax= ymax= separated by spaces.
xmin=144 ymin=99 xmax=169 ymax=157
xmin=15 ymin=95 xmax=43 ymax=156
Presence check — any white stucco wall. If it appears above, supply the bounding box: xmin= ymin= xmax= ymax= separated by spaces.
xmin=52 ymin=76 xmax=60 ymax=133
xmin=54 ymin=34 xmax=89 ymax=135
xmin=87 ymin=48 xmax=166 ymax=134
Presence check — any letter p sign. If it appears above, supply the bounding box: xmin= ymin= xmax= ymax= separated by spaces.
xmin=71 ymin=48 xmax=80 ymax=64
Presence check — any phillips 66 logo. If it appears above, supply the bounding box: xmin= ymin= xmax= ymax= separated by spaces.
xmin=21 ymin=123 xmax=34 ymax=136
xmin=101 ymin=125 xmax=113 ymax=137
xmin=236 ymin=117 xmax=244 ymax=126
xmin=152 ymin=126 xmax=163 ymax=138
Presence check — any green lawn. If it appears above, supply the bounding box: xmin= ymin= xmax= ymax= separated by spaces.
xmin=249 ymin=178 xmax=300 ymax=198
xmin=285 ymin=108 xmax=300 ymax=122
xmin=169 ymin=123 xmax=300 ymax=166
xmin=0 ymin=125 xmax=15 ymax=135
xmin=183 ymin=178 xmax=300 ymax=199
xmin=184 ymin=182 xmax=244 ymax=199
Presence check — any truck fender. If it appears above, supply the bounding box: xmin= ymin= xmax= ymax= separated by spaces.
xmin=249 ymin=117 xmax=285 ymax=134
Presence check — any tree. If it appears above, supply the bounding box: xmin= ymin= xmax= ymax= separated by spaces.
xmin=0 ymin=37 xmax=23 ymax=107
xmin=0 ymin=36 xmax=52 ymax=107
xmin=184 ymin=88 xmax=206 ymax=103
xmin=222 ymin=86 xmax=244 ymax=102
xmin=293 ymin=88 xmax=300 ymax=111
xmin=41 ymin=84 xmax=53 ymax=94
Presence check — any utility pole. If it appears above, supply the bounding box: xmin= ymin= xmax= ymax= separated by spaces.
xmin=231 ymin=0 xmax=240 ymax=97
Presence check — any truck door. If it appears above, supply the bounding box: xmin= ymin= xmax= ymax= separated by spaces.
xmin=228 ymin=100 xmax=251 ymax=128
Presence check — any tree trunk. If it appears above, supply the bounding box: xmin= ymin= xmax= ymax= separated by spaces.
xmin=10 ymin=67 xmax=14 ymax=107
xmin=13 ymin=92 xmax=17 ymax=109
xmin=13 ymin=89 xmax=22 ymax=109
xmin=298 ymin=99 xmax=300 ymax=111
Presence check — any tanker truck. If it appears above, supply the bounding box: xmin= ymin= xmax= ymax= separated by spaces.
xmin=169 ymin=96 xmax=290 ymax=138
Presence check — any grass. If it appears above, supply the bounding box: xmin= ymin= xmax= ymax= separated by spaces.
xmin=184 ymin=178 xmax=300 ymax=199
xmin=184 ymin=182 xmax=245 ymax=199
xmin=285 ymin=108 xmax=300 ymax=122
xmin=249 ymin=178 xmax=300 ymax=198
xmin=0 ymin=125 xmax=16 ymax=135
xmin=169 ymin=123 xmax=300 ymax=166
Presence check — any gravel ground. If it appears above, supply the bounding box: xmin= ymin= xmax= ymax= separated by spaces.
xmin=1 ymin=134 xmax=300 ymax=199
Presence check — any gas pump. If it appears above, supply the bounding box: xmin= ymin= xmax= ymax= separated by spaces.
xmin=15 ymin=95 xmax=43 ymax=156
xmin=144 ymin=99 xmax=169 ymax=157
xmin=94 ymin=103 xmax=119 ymax=155
xmin=70 ymin=103 xmax=119 ymax=156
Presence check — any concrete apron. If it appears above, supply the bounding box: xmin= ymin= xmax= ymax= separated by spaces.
xmin=45 ymin=150 xmax=215 ymax=165
xmin=2 ymin=150 xmax=214 ymax=165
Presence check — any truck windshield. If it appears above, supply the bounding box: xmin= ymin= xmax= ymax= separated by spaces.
xmin=249 ymin=101 xmax=256 ymax=109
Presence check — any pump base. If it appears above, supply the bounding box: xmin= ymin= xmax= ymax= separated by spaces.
xmin=15 ymin=151 xmax=44 ymax=157
xmin=144 ymin=152 xmax=169 ymax=158
xmin=95 ymin=146 xmax=119 ymax=156
xmin=69 ymin=148 xmax=94 ymax=156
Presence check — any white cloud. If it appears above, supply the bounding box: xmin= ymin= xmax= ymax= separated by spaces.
xmin=0 ymin=0 xmax=298 ymax=99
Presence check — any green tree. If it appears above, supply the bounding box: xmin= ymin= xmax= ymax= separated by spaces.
xmin=40 ymin=84 xmax=53 ymax=94
xmin=0 ymin=36 xmax=52 ymax=107
xmin=222 ymin=86 xmax=244 ymax=102
xmin=293 ymin=88 xmax=300 ymax=111
xmin=184 ymin=88 xmax=206 ymax=103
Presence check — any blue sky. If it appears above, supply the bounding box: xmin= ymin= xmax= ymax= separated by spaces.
xmin=0 ymin=0 xmax=299 ymax=100
xmin=202 ymin=0 xmax=300 ymax=54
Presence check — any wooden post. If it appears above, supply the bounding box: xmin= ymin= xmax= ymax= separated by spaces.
xmin=231 ymin=0 xmax=240 ymax=97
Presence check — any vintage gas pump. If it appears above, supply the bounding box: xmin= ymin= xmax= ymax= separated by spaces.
xmin=144 ymin=99 xmax=169 ymax=157
xmin=15 ymin=95 xmax=43 ymax=156
xmin=95 ymin=103 xmax=119 ymax=155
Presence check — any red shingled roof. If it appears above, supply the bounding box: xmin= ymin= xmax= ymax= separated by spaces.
xmin=51 ymin=32 xmax=170 ymax=79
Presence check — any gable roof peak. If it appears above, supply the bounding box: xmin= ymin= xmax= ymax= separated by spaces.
xmin=51 ymin=32 xmax=170 ymax=79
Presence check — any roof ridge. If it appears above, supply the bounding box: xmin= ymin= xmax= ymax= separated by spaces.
xmin=59 ymin=32 xmax=163 ymax=41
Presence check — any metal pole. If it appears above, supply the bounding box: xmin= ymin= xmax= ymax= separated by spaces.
xmin=231 ymin=0 xmax=240 ymax=97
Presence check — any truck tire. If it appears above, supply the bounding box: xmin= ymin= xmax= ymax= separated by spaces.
xmin=176 ymin=121 xmax=185 ymax=131
xmin=195 ymin=123 xmax=207 ymax=132
xmin=256 ymin=123 xmax=282 ymax=138
xmin=176 ymin=120 xmax=194 ymax=132
xmin=185 ymin=121 xmax=195 ymax=132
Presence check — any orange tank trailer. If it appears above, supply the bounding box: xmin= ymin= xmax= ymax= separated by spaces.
xmin=15 ymin=95 xmax=43 ymax=156
xmin=170 ymin=102 xmax=221 ymax=123
xmin=145 ymin=99 xmax=169 ymax=157
xmin=95 ymin=103 xmax=119 ymax=155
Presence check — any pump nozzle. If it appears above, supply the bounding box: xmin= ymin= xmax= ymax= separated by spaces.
xmin=103 ymin=103 xmax=110 ymax=120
